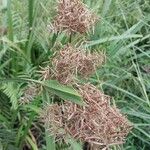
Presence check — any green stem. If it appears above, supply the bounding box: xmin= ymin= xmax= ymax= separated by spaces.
xmin=25 ymin=0 xmax=34 ymax=63
xmin=19 ymin=113 xmax=36 ymax=149
xmin=7 ymin=0 xmax=14 ymax=41
xmin=69 ymin=32 xmax=72 ymax=43
xmin=28 ymin=0 xmax=34 ymax=33
xmin=7 ymin=0 xmax=15 ymax=75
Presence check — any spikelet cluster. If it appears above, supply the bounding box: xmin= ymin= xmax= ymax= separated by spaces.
xmin=40 ymin=84 xmax=132 ymax=148
xmin=40 ymin=104 xmax=64 ymax=138
xmin=39 ymin=66 xmax=52 ymax=81
xmin=51 ymin=44 xmax=105 ymax=84
xmin=40 ymin=0 xmax=132 ymax=149
xmin=0 ymin=27 xmax=7 ymax=35
xmin=53 ymin=0 xmax=97 ymax=33
xmin=20 ymin=84 xmax=39 ymax=104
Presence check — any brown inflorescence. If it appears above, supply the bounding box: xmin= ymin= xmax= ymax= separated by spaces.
xmin=53 ymin=0 xmax=98 ymax=34
xmin=0 ymin=27 xmax=7 ymax=35
xmin=20 ymin=84 xmax=39 ymax=104
xmin=40 ymin=84 xmax=132 ymax=148
xmin=40 ymin=103 xmax=66 ymax=140
xmin=41 ymin=0 xmax=132 ymax=147
xmin=51 ymin=44 xmax=105 ymax=84
xmin=38 ymin=66 xmax=52 ymax=81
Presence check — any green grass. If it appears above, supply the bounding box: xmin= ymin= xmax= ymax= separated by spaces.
xmin=0 ymin=0 xmax=150 ymax=149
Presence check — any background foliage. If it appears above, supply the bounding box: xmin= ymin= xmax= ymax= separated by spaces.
xmin=0 ymin=0 xmax=150 ymax=149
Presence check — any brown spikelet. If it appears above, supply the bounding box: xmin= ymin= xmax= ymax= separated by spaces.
xmin=40 ymin=84 xmax=132 ymax=148
xmin=20 ymin=84 xmax=39 ymax=104
xmin=38 ymin=66 xmax=52 ymax=81
xmin=53 ymin=0 xmax=98 ymax=34
xmin=77 ymin=52 xmax=105 ymax=77
xmin=77 ymin=83 xmax=110 ymax=106
xmin=51 ymin=44 xmax=105 ymax=84
xmin=0 ymin=27 xmax=7 ymax=35
xmin=40 ymin=104 xmax=66 ymax=140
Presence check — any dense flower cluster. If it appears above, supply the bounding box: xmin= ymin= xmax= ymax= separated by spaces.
xmin=53 ymin=0 xmax=97 ymax=33
xmin=51 ymin=44 xmax=105 ymax=84
xmin=39 ymin=0 xmax=132 ymax=149
xmin=20 ymin=84 xmax=39 ymax=104
xmin=41 ymin=84 xmax=132 ymax=148
xmin=19 ymin=0 xmax=132 ymax=148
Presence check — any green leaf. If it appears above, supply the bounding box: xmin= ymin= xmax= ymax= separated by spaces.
xmin=103 ymin=82 xmax=147 ymax=104
xmin=84 ymin=34 xmax=142 ymax=47
xmin=66 ymin=136 xmax=82 ymax=150
xmin=7 ymin=0 xmax=14 ymax=41
xmin=44 ymin=80 xmax=84 ymax=105
xmin=0 ymin=114 xmax=9 ymax=124
xmin=45 ymin=132 xmax=56 ymax=150
xmin=0 ymin=141 xmax=3 ymax=150
xmin=26 ymin=136 xmax=38 ymax=150
xmin=24 ymin=105 xmax=41 ymax=114
xmin=19 ymin=113 xmax=36 ymax=149
xmin=0 ymin=78 xmax=84 ymax=105
xmin=101 ymin=0 xmax=112 ymax=17
xmin=0 ymin=0 xmax=7 ymax=10
xmin=1 ymin=82 xmax=21 ymax=110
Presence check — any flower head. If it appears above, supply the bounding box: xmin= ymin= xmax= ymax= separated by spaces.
xmin=53 ymin=0 xmax=98 ymax=34
xmin=20 ymin=84 xmax=39 ymax=104
xmin=51 ymin=44 xmax=105 ymax=84
xmin=40 ymin=84 xmax=132 ymax=148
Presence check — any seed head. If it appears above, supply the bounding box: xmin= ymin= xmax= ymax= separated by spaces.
xmin=20 ymin=84 xmax=39 ymax=104
xmin=53 ymin=0 xmax=98 ymax=34
xmin=52 ymin=44 xmax=105 ymax=84
xmin=40 ymin=104 xmax=66 ymax=140
xmin=40 ymin=84 xmax=132 ymax=148
xmin=38 ymin=66 xmax=52 ymax=81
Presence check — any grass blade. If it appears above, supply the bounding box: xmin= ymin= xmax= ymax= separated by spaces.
xmin=46 ymin=132 xmax=56 ymax=150
xmin=84 ymin=34 xmax=142 ymax=47
xmin=7 ymin=0 xmax=13 ymax=41
xmin=0 ymin=78 xmax=84 ymax=105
